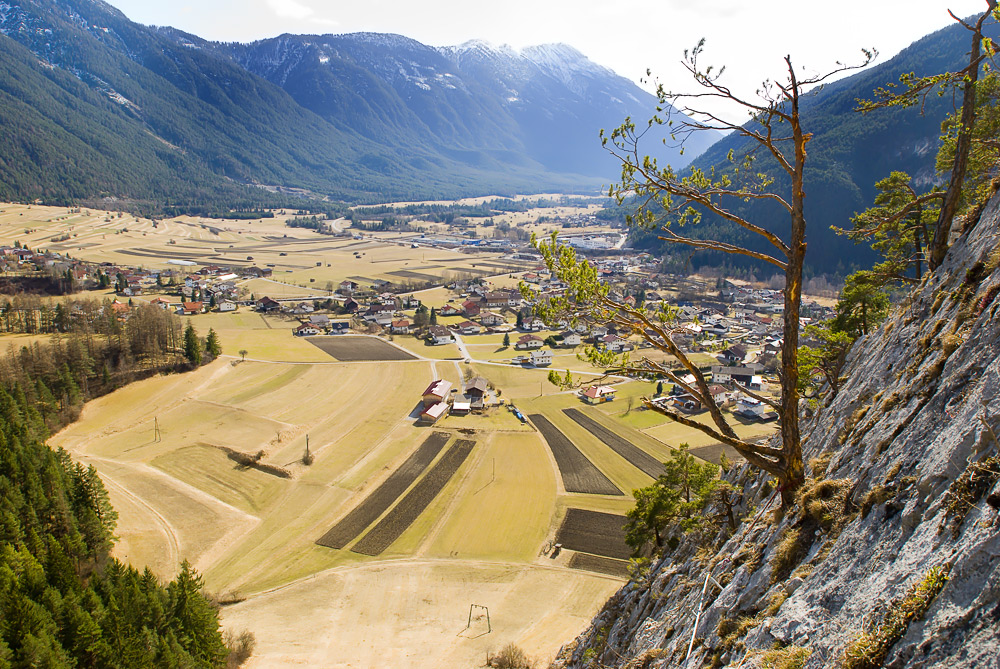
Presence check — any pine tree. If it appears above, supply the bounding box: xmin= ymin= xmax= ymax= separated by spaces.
xmin=205 ymin=328 xmax=221 ymax=357
xmin=183 ymin=324 xmax=201 ymax=365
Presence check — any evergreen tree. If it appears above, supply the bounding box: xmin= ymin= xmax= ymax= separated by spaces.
xmin=624 ymin=445 xmax=720 ymax=552
xmin=205 ymin=328 xmax=221 ymax=357
xmin=502 ymin=332 xmax=510 ymax=348
xmin=183 ymin=324 xmax=202 ymax=365
xmin=429 ymin=307 xmax=437 ymax=326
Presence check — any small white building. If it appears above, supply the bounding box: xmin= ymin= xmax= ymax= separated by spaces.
xmin=217 ymin=300 xmax=237 ymax=312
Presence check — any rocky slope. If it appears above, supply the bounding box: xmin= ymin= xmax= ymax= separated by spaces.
xmin=554 ymin=188 xmax=1000 ymax=668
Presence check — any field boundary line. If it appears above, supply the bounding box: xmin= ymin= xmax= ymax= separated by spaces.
xmin=234 ymin=556 xmax=626 ymax=602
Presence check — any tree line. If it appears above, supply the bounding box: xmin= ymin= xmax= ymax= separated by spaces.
xmin=0 ymin=310 xmax=243 ymax=666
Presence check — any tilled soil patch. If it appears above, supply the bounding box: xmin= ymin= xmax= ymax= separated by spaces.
xmin=351 ymin=439 xmax=476 ymax=556
xmin=563 ymin=408 xmax=665 ymax=478
xmin=555 ymin=508 xmax=631 ymax=560
xmin=306 ymin=336 xmax=417 ymax=361
xmin=568 ymin=553 xmax=630 ymax=578
xmin=316 ymin=432 xmax=450 ymax=549
xmin=529 ymin=414 xmax=622 ymax=496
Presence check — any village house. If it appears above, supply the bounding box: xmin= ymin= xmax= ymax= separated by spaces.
xmin=530 ymin=349 xmax=553 ymax=367
xmin=309 ymin=314 xmax=330 ymax=328
xmin=337 ymin=280 xmax=359 ymax=295
xmin=602 ymin=334 xmax=634 ymax=353
xmin=558 ymin=331 xmax=582 ymax=347
xmin=454 ymin=320 xmax=483 ymax=335
xmin=256 ymin=297 xmax=281 ymax=312
xmin=150 ymin=297 xmax=172 ymax=310
xmin=328 ymin=321 xmax=351 ymax=334
xmin=294 ymin=323 xmax=322 ymax=336
xmin=427 ymin=325 xmax=453 ymax=345
xmin=391 ymin=319 xmax=411 ymax=334
xmin=521 ymin=317 xmax=545 ymax=332
xmin=461 ymin=300 xmax=481 ymax=317
xmin=720 ymin=344 xmax=748 ymax=365
xmin=180 ymin=301 xmax=204 ymax=315
xmin=581 ymin=385 xmax=616 ymax=404
xmin=217 ymin=300 xmax=237 ymax=312
xmin=515 ymin=334 xmax=543 ymax=350
xmin=363 ymin=304 xmax=396 ymax=322
xmin=479 ymin=311 xmax=505 ymax=327
xmin=438 ymin=304 xmax=463 ymax=317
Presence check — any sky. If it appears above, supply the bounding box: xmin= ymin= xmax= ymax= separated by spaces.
xmin=103 ymin=0 xmax=989 ymax=114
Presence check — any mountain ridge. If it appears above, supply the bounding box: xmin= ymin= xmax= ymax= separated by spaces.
xmin=0 ymin=0 xmax=705 ymax=210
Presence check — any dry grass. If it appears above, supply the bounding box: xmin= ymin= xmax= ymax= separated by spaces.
xmin=842 ymin=565 xmax=950 ymax=669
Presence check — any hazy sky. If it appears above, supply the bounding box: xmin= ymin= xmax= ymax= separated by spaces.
xmin=104 ymin=0 xmax=988 ymax=106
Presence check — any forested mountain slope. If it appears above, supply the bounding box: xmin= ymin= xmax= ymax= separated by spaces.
xmin=623 ymin=16 xmax=1000 ymax=275
xmin=0 ymin=0 xmax=703 ymax=210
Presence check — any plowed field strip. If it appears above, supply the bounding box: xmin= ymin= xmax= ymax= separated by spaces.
xmin=316 ymin=432 xmax=451 ymax=549
xmin=351 ymin=439 xmax=476 ymax=556
xmin=568 ymin=553 xmax=629 ymax=578
xmin=555 ymin=508 xmax=631 ymax=560
xmin=305 ymin=336 xmax=417 ymax=361
xmin=562 ymin=408 xmax=665 ymax=478
xmin=528 ymin=414 xmax=622 ymax=496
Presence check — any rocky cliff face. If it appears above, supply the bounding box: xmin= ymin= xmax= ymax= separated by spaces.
xmin=554 ymin=189 xmax=1000 ymax=669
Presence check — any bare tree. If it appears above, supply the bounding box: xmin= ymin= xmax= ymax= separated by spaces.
xmin=533 ymin=43 xmax=872 ymax=505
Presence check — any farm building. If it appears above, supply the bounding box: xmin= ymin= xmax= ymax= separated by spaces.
xmin=419 ymin=401 xmax=449 ymax=424
xmin=421 ymin=379 xmax=453 ymax=407
xmin=464 ymin=377 xmax=489 ymax=398
xmin=256 ymin=297 xmax=281 ymax=312
xmin=581 ymin=385 xmax=616 ymax=404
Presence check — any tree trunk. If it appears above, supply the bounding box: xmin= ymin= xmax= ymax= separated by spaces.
xmin=778 ymin=67 xmax=807 ymax=503
xmin=929 ymin=6 xmax=993 ymax=268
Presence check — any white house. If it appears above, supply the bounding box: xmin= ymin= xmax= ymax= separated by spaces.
xmin=427 ymin=325 xmax=453 ymax=345
xmin=217 ymin=300 xmax=237 ymax=312
xmin=559 ymin=331 xmax=582 ymax=347
xmin=515 ymin=334 xmax=544 ymax=350
xmin=530 ymin=349 xmax=553 ymax=367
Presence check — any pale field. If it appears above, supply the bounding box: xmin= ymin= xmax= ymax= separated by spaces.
xmin=49 ymin=348 xmax=627 ymax=667
xmin=24 ymin=197 xmax=735 ymax=667
xmin=0 ymin=203 xmax=527 ymax=291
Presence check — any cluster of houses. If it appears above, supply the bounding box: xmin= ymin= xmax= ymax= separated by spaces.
xmin=417 ymin=377 xmax=493 ymax=424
